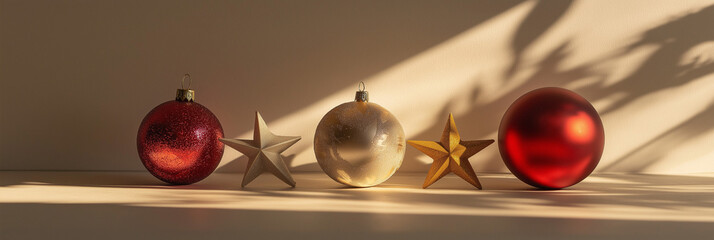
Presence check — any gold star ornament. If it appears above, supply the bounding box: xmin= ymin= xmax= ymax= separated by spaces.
xmin=407 ymin=113 xmax=493 ymax=189
xmin=220 ymin=112 xmax=301 ymax=187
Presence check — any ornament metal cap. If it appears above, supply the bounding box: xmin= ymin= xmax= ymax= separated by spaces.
xmin=176 ymin=89 xmax=195 ymax=102
xmin=355 ymin=81 xmax=369 ymax=102
xmin=176 ymin=74 xmax=195 ymax=102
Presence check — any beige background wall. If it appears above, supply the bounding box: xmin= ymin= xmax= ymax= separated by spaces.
xmin=1 ymin=0 xmax=713 ymax=173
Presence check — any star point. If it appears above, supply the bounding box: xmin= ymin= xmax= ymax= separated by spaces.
xmin=408 ymin=113 xmax=493 ymax=189
xmin=220 ymin=111 xmax=301 ymax=188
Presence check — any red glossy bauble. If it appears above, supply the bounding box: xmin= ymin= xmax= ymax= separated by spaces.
xmin=137 ymin=100 xmax=224 ymax=185
xmin=498 ymin=87 xmax=604 ymax=189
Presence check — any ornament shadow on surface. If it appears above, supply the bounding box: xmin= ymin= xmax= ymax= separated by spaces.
xmin=5 ymin=172 xmax=714 ymax=240
xmin=6 ymin=172 xmax=714 ymax=220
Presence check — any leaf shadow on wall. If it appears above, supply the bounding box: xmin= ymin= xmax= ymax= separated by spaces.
xmin=214 ymin=0 xmax=527 ymax=173
xmin=0 ymin=0 xmax=526 ymax=171
xmin=401 ymin=3 xmax=714 ymax=175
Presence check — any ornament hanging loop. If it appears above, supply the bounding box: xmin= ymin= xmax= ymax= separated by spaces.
xmin=355 ymin=81 xmax=369 ymax=102
xmin=181 ymin=73 xmax=193 ymax=89
xmin=176 ymin=73 xmax=196 ymax=102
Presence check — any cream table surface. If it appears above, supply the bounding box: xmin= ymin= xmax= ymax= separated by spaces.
xmin=1 ymin=171 xmax=713 ymax=239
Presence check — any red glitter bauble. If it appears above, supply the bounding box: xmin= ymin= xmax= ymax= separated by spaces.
xmin=498 ymin=87 xmax=604 ymax=189
xmin=137 ymin=100 xmax=224 ymax=185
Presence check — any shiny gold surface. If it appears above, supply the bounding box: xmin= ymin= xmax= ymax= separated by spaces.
xmin=408 ymin=113 xmax=494 ymax=189
xmin=314 ymin=101 xmax=405 ymax=187
xmin=175 ymin=89 xmax=195 ymax=102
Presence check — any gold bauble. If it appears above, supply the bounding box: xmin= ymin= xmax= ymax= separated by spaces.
xmin=314 ymin=83 xmax=405 ymax=187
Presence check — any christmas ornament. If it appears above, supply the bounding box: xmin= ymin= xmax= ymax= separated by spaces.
xmin=408 ymin=113 xmax=493 ymax=189
xmin=314 ymin=82 xmax=405 ymax=187
xmin=499 ymin=87 xmax=604 ymax=189
xmin=137 ymin=74 xmax=224 ymax=185
xmin=220 ymin=112 xmax=301 ymax=187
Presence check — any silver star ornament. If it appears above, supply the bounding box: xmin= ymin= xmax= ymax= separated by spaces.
xmin=220 ymin=112 xmax=301 ymax=187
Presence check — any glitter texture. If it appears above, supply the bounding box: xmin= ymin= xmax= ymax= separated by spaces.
xmin=137 ymin=100 xmax=224 ymax=185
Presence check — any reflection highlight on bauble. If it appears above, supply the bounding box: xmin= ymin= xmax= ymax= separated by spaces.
xmin=314 ymin=83 xmax=406 ymax=187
